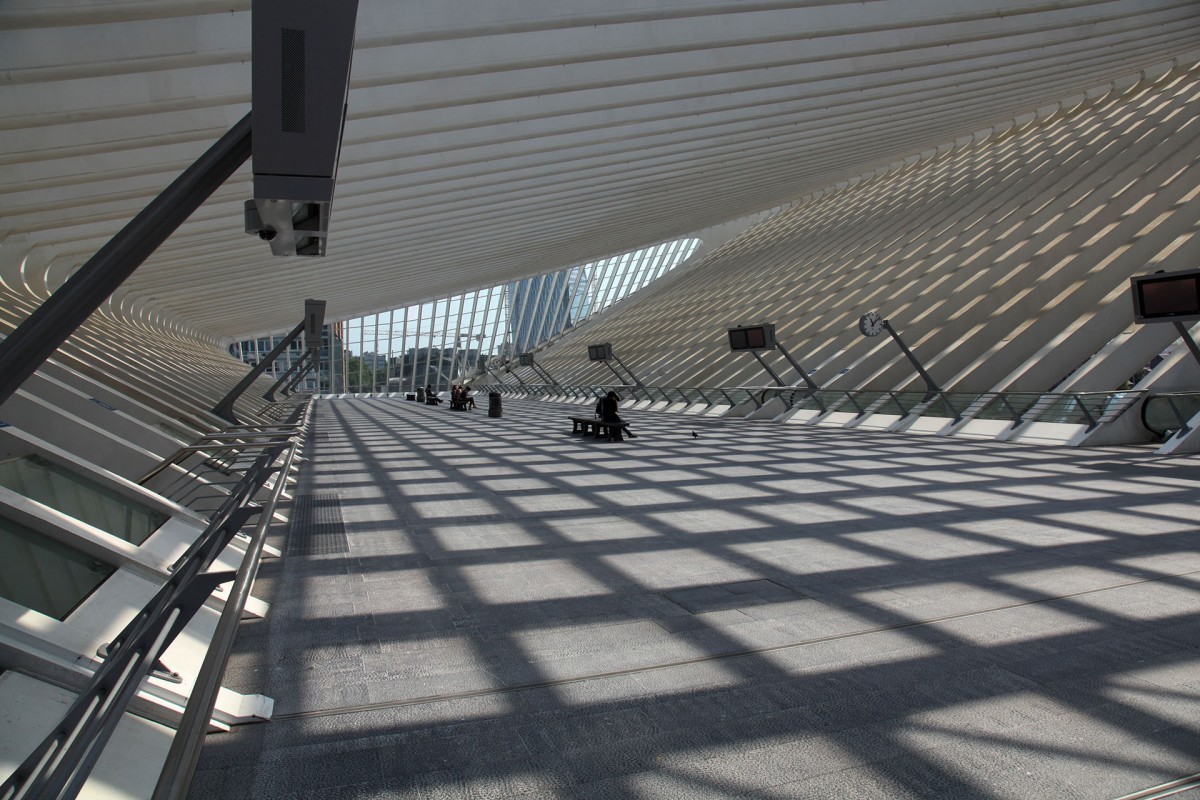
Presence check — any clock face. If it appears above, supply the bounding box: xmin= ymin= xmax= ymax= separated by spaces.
xmin=859 ymin=311 xmax=886 ymax=337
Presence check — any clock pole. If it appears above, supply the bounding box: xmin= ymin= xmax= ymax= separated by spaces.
xmin=882 ymin=320 xmax=941 ymax=402
xmin=858 ymin=311 xmax=945 ymax=404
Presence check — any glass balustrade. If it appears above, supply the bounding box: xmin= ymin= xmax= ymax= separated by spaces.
xmin=975 ymin=393 xmax=1039 ymax=423
xmin=495 ymin=383 xmax=1143 ymax=432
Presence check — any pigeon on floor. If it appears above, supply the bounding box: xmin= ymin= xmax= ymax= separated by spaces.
xmin=691 ymin=431 xmax=699 ymax=438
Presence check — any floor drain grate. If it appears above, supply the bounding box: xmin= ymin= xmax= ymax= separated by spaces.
xmin=660 ymin=579 xmax=805 ymax=614
xmin=286 ymin=492 xmax=349 ymax=556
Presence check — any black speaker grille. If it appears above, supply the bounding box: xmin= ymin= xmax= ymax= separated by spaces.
xmin=280 ymin=28 xmax=306 ymax=134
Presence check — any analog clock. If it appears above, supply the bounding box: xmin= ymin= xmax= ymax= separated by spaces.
xmin=858 ymin=311 xmax=886 ymax=337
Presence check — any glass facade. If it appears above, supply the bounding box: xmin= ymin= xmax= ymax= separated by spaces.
xmin=335 ymin=238 xmax=700 ymax=394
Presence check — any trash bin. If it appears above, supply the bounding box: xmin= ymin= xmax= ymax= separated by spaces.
xmin=417 ymin=388 xmax=425 ymax=403
xmin=488 ymin=391 xmax=502 ymax=418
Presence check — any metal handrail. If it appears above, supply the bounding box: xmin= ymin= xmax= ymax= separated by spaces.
xmin=138 ymin=433 xmax=298 ymax=486
xmin=151 ymin=440 xmax=297 ymax=799
xmin=0 ymin=401 xmax=309 ymax=800
xmin=137 ymin=403 xmax=311 ymax=512
xmin=885 ymin=391 xmax=910 ymax=417
xmin=0 ymin=434 xmax=299 ymax=800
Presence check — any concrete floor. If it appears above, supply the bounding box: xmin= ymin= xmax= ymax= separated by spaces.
xmin=191 ymin=396 xmax=1200 ymax=799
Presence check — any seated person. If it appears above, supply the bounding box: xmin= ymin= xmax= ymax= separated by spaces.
xmin=462 ymin=385 xmax=476 ymax=409
xmin=425 ymin=383 xmax=442 ymax=404
xmin=601 ymin=391 xmax=637 ymax=438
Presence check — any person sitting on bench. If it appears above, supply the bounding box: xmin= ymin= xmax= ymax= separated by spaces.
xmin=425 ymin=383 xmax=442 ymax=404
xmin=462 ymin=385 xmax=477 ymax=409
xmin=601 ymin=390 xmax=637 ymax=439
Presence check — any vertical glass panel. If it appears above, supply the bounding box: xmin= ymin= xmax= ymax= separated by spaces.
xmin=0 ymin=515 xmax=116 ymax=620
xmin=0 ymin=456 xmax=168 ymax=545
xmin=237 ymin=238 xmax=700 ymax=390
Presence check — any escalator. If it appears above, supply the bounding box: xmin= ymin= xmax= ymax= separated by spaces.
xmin=1141 ymin=392 xmax=1200 ymax=438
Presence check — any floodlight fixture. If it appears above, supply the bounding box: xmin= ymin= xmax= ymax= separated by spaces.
xmin=248 ymin=0 xmax=359 ymax=256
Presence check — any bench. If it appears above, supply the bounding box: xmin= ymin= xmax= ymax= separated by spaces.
xmin=425 ymin=396 xmax=441 ymax=405
xmin=569 ymin=415 xmax=632 ymax=441
xmin=449 ymin=399 xmax=472 ymax=411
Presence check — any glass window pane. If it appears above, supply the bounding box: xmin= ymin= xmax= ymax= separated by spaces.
xmin=0 ymin=456 xmax=168 ymax=545
xmin=0 ymin=515 xmax=116 ymax=620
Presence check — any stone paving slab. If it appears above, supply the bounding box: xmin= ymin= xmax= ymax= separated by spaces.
xmin=193 ymin=397 xmax=1200 ymax=799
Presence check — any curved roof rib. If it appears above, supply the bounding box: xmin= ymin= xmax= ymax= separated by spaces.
xmin=1 ymin=1 xmax=1198 ymax=337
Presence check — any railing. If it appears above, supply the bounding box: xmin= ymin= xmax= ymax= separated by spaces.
xmin=974 ymin=392 xmax=1041 ymax=425
xmin=149 ymin=432 xmax=299 ymax=800
xmin=139 ymin=403 xmax=311 ymax=515
xmin=257 ymin=394 xmax=312 ymax=423
xmin=1142 ymin=392 xmax=1200 ymax=438
xmin=969 ymin=390 xmax=1141 ymax=430
xmin=492 ymin=382 xmax=770 ymax=410
xmin=0 ymin=404 xmax=309 ymax=800
xmin=483 ymin=381 xmax=1144 ymax=431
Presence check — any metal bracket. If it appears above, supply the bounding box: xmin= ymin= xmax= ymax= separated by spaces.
xmin=883 ymin=320 xmax=941 ymax=401
xmin=264 ymin=349 xmax=312 ymax=401
xmin=751 ymin=351 xmax=786 ymax=386
xmin=214 ymin=319 xmax=306 ymax=423
xmin=1173 ymin=321 xmax=1200 ymax=367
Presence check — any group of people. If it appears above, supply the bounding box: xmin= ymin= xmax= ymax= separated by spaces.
xmin=450 ymin=384 xmax=476 ymax=409
xmin=423 ymin=383 xmax=475 ymax=408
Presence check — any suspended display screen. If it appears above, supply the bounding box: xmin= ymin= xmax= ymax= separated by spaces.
xmin=727 ymin=324 xmax=776 ymax=352
xmin=1131 ymin=269 xmax=1200 ymax=323
xmin=587 ymin=343 xmax=612 ymax=361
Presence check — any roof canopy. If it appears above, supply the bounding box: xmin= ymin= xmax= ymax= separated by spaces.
xmin=2 ymin=0 xmax=1198 ymax=338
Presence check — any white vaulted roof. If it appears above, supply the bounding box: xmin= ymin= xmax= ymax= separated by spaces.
xmin=2 ymin=1 xmax=1199 ymax=339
